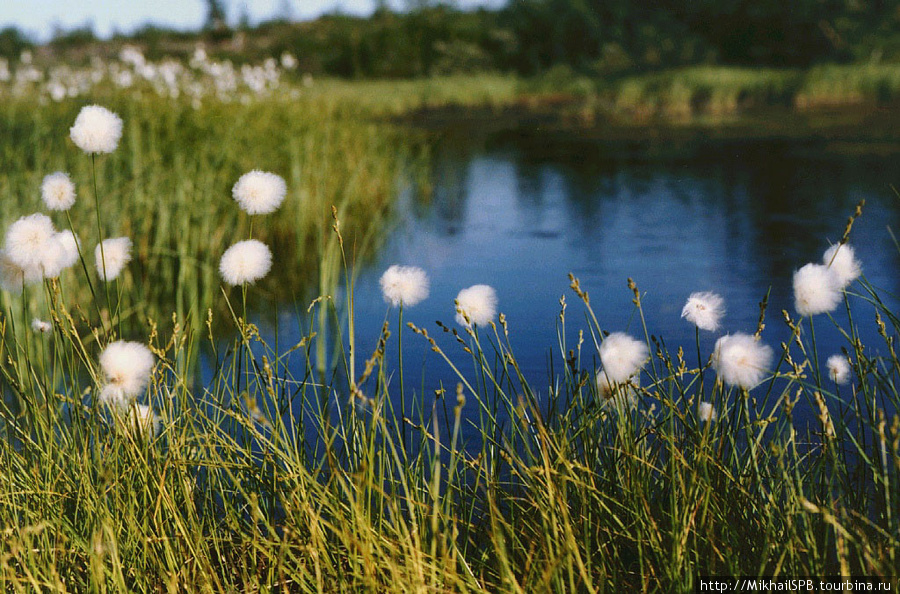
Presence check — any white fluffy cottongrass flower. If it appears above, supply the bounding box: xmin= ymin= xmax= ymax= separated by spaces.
xmin=98 ymin=384 xmax=128 ymax=409
xmin=31 ymin=318 xmax=52 ymax=334
xmin=127 ymin=404 xmax=160 ymax=437
xmin=0 ymin=250 xmax=42 ymax=292
xmin=54 ymin=231 xmax=81 ymax=271
xmin=4 ymin=213 xmax=56 ymax=272
xmin=712 ymin=333 xmax=774 ymax=390
xmin=380 ymin=264 xmax=429 ymax=307
xmin=455 ymin=284 xmax=497 ymax=328
xmin=697 ymin=401 xmax=716 ymax=423
xmin=822 ymin=243 xmax=861 ymax=289
xmin=681 ymin=291 xmax=725 ymax=332
xmin=599 ymin=332 xmax=649 ymax=384
xmin=70 ymin=105 xmax=123 ymax=154
xmin=95 ymin=237 xmax=132 ymax=281
xmin=232 ymin=170 xmax=287 ymax=215
xmin=826 ymin=354 xmax=851 ymax=385
xmin=38 ymin=232 xmax=76 ymax=279
xmin=793 ymin=263 xmax=841 ymax=317
xmin=219 ymin=239 xmax=273 ymax=286
xmin=41 ymin=171 xmax=76 ymax=211
xmin=99 ymin=340 xmax=156 ymax=399
xmin=596 ymin=370 xmax=640 ymax=409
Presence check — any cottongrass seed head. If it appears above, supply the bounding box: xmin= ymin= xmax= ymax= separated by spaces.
xmin=596 ymin=370 xmax=640 ymax=409
xmin=39 ymin=232 xmax=79 ymax=279
xmin=4 ymin=213 xmax=56 ymax=272
xmin=232 ymin=170 xmax=287 ymax=215
xmin=599 ymin=332 xmax=649 ymax=384
xmin=126 ymin=404 xmax=160 ymax=438
xmin=98 ymin=384 xmax=128 ymax=409
xmin=380 ymin=264 xmax=429 ymax=307
xmin=455 ymin=284 xmax=497 ymax=328
xmin=95 ymin=237 xmax=132 ymax=281
xmin=681 ymin=291 xmax=725 ymax=332
xmin=70 ymin=105 xmax=123 ymax=154
xmin=822 ymin=243 xmax=861 ymax=289
xmin=827 ymin=354 xmax=851 ymax=385
xmin=31 ymin=318 xmax=52 ymax=334
xmin=793 ymin=263 xmax=842 ymax=317
xmin=41 ymin=171 xmax=76 ymax=211
xmin=54 ymin=231 xmax=80 ymax=271
xmin=99 ymin=340 xmax=156 ymax=398
xmin=698 ymin=401 xmax=716 ymax=422
xmin=219 ymin=239 xmax=273 ymax=286
xmin=712 ymin=333 xmax=773 ymax=390
xmin=0 ymin=249 xmax=42 ymax=292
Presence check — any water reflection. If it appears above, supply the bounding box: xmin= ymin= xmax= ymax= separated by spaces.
xmin=309 ymin=134 xmax=900 ymax=433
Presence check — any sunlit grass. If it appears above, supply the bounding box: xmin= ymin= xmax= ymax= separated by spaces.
xmin=301 ymin=73 xmax=522 ymax=116
xmin=607 ymin=64 xmax=900 ymax=120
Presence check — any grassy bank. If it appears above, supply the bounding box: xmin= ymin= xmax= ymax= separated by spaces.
xmin=489 ymin=63 xmax=900 ymax=130
xmin=604 ymin=63 xmax=900 ymax=120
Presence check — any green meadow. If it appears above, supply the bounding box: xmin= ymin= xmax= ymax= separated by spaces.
xmin=0 ymin=57 xmax=897 ymax=593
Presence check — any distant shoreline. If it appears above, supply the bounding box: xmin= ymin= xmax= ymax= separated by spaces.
xmin=398 ymin=92 xmax=900 ymax=152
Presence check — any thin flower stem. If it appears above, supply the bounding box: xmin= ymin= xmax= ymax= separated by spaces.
xmin=399 ymin=303 xmax=406 ymax=452
xmin=808 ymin=315 xmax=822 ymax=389
xmin=115 ymin=278 xmax=123 ymax=338
xmin=696 ymin=325 xmax=704 ymax=395
xmin=91 ymin=154 xmax=113 ymax=337
xmin=21 ymin=279 xmax=35 ymax=401
xmin=240 ymin=281 xmax=248 ymax=397
xmin=64 ymin=210 xmax=102 ymax=320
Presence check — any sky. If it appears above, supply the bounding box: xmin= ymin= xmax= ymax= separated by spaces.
xmin=0 ymin=0 xmax=504 ymax=42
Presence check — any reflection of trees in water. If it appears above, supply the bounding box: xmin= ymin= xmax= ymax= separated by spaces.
xmin=461 ymin=134 xmax=900 ymax=322
xmin=534 ymin=137 xmax=893 ymax=262
xmin=714 ymin=145 xmax=900 ymax=299
xmin=420 ymin=135 xmax=477 ymax=235
xmin=406 ymin=130 xmax=900 ymax=318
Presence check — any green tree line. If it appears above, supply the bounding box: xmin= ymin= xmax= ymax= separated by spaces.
xmin=4 ymin=0 xmax=900 ymax=77
xmin=261 ymin=0 xmax=900 ymax=76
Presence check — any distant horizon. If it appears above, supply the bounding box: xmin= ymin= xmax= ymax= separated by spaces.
xmin=1 ymin=0 xmax=505 ymax=44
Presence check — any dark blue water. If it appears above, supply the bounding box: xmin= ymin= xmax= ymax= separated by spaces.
xmin=268 ymin=134 xmax=900 ymax=440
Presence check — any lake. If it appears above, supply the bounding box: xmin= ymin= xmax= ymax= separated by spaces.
xmin=272 ymin=128 xmax=900 ymax=438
